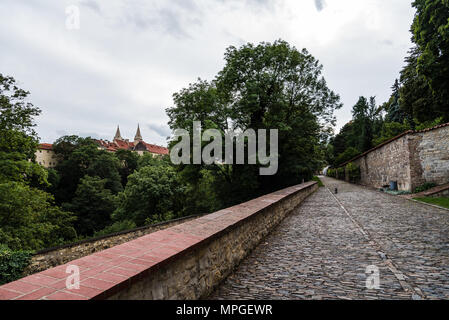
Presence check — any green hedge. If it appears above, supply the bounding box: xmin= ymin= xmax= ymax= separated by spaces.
xmin=346 ymin=162 xmax=361 ymax=183
xmin=414 ymin=182 xmax=437 ymax=193
xmin=312 ymin=176 xmax=324 ymax=187
xmin=337 ymin=167 xmax=345 ymax=180
xmin=0 ymin=245 xmax=32 ymax=285
xmin=327 ymin=168 xmax=336 ymax=178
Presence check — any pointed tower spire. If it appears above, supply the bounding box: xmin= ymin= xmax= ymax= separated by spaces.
xmin=134 ymin=124 xmax=143 ymax=143
xmin=114 ymin=125 xmax=123 ymax=141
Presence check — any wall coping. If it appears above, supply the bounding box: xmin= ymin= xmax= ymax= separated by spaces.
xmin=0 ymin=181 xmax=317 ymax=300
xmin=34 ymin=213 xmax=205 ymax=255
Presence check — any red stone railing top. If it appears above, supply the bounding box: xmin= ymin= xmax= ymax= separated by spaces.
xmin=0 ymin=181 xmax=316 ymax=300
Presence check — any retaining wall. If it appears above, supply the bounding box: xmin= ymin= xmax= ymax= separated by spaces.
xmin=0 ymin=181 xmax=318 ymax=300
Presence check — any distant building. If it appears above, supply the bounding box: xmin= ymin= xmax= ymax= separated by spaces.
xmin=94 ymin=125 xmax=169 ymax=156
xmin=35 ymin=125 xmax=169 ymax=168
xmin=35 ymin=143 xmax=58 ymax=168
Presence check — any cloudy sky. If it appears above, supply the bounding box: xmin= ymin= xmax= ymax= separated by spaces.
xmin=0 ymin=0 xmax=415 ymax=146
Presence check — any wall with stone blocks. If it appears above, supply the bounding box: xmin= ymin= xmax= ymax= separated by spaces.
xmin=0 ymin=182 xmax=317 ymax=300
xmin=352 ymin=135 xmax=412 ymax=191
xmin=415 ymin=127 xmax=449 ymax=187
xmin=343 ymin=124 xmax=449 ymax=192
xmin=24 ymin=214 xmax=204 ymax=276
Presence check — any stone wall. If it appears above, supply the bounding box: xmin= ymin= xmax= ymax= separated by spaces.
xmin=415 ymin=127 xmax=449 ymax=187
xmin=24 ymin=214 xmax=204 ymax=276
xmin=352 ymin=135 xmax=412 ymax=191
xmin=0 ymin=182 xmax=317 ymax=300
xmin=341 ymin=124 xmax=449 ymax=192
xmin=108 ymin=182 xmax=318 ymax=300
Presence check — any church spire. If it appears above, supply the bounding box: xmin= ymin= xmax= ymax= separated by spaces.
xmin=114 ymin=125 xmax=123 ymax=141
xmin=134 ymin=124 xmax=143 ymax=143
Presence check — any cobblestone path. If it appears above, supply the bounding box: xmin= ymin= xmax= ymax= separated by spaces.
xmin=209 ymin=177 xmax=449 ymax=300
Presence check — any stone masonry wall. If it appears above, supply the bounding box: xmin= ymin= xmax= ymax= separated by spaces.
xmin=107 ymin=182 xmax=318 ymax=300
xmin=415 ymin=126 xmax=449 ymax=187
xmin=342 ymin=124 xmax=449 ymax=192
xmin=24 ymin=214 xmax=204 ymax=276
xmin=352 ymin=135 xmax=412 ymax=191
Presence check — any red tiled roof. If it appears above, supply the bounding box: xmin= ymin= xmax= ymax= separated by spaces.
xmin=38 ymin=143 xmax=53 ymax=150
xmin=93 ymin=139 xmax=169 ymax=155
xmin=142 ymin=142 xmax=169 ymax=155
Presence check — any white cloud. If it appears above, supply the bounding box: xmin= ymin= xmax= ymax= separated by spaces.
xmin=0 ymin=0 xmax=416 ymax=144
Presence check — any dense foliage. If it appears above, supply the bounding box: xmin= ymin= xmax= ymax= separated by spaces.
xmin=0 ymin=244 xmax=32 ymax=285
xmin=0 ymin=74 xmax=77 ymax=254
xmin=167 ymin=40 xmax=341 ymax=207
xmin=0 ymin=40 xmax=341 ymax=274
xmin=327 ymin=1 xmax=449 ymax=168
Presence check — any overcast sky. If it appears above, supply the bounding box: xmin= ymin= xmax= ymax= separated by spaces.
xmin=0 ymin=0 xmax=415 ymax=146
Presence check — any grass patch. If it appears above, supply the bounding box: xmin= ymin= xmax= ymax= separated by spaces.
xmin=312 ymin=176 xmax=324 ymax=187
xmin=413 ymin=197 xmax=449 ymax=209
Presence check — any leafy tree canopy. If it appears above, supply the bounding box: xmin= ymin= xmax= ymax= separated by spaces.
xmin=411 ymin=0 xmax=449 ymax=119
xmin=112 ymin=164 xmax=186 ymax=226
xmin=167 ymin=40 xmax=342 ymax=202
xmin=0 ymin=181 xmax=76 ymax=251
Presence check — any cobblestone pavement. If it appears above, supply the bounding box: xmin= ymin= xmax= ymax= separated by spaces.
xmin=209 ymin=177 xmax=449 ymax=300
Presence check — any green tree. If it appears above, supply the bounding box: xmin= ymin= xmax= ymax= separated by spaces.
xmin=411 ymin=0 xmax=449 ymax=121
xmin=0 ymin=182 xmax=76 ymax=251
xmin=63 ymin=176 xmax=118 ymax=236
xmin=351 ymin=96 xmax=380 ymax=153
xmin=0 ymin=74 xmax=76 ymax=252
xmin=399 ymin=46 xmax=442 ymax=123
xmin=0 ymin=74 xmax=48 ymax=186
xmin=334 ymin=147 xmax=360 ymax=167
xmin=385 ymin=80 xmax=407 ymax=123
xmin=115 ymin=149 xmax=139 ymax=187
xmin=112 ymin=165 xmax=186 ymax=226
xmin=87 ymin=152 xmax=123 ymax=194
xmin=0 ymin=73 xmax=40 ymax=157
xmin=53 ymin=137 xmax=122 ymax=204
xmin=167 ymin=40 xmax=341 ymax=205
xmin=372 ymin=121 xmax=411 ymax=146
xmin=329 ymin=122 xmax=356 ymax=160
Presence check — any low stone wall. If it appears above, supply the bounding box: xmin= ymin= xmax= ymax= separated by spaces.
xmin=0 ymin=181 xmax=317 ymax=300
xmin=24 ymin=214 xmax=204 ymax=276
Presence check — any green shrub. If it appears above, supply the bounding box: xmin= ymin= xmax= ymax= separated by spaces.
xmin=346 ymin=162 xmax=361 ymax=183
xmin=93 ymin=220 xmax=137 ymax=237
xmin=312 ymin=176 xmax=324 ymax=187
xmin=0 ymin=244 xmax=32 ymax=284
xmin=327 ymin=168 xmax=336 ymax=178
xmin=414 ymin=182 xmax=437 ymax=193
xmin=337 ymin=167 xmax=345 ymax=180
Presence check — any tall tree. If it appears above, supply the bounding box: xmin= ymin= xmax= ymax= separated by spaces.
xmin=399 ymin=46 xmax=441 ymax=123
xmin=411 ymin=0 xmax=449 ymax=121
xmin=53 ymin=137 xmax=123 ymax=204
xmin=351 ymin=96 xmax=379 ymax=153
xmin=386 ymin=80 xmax=407 ymax=123
xmin=167 ymin=40 xmax=341 ymax=204
xmin=112 ymin=164 xmax=185 ymax=226
xmin=0 ymin=74 xmax=76 ymax=250
xmin=63 ymin=176 xmax=117 ymax=236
